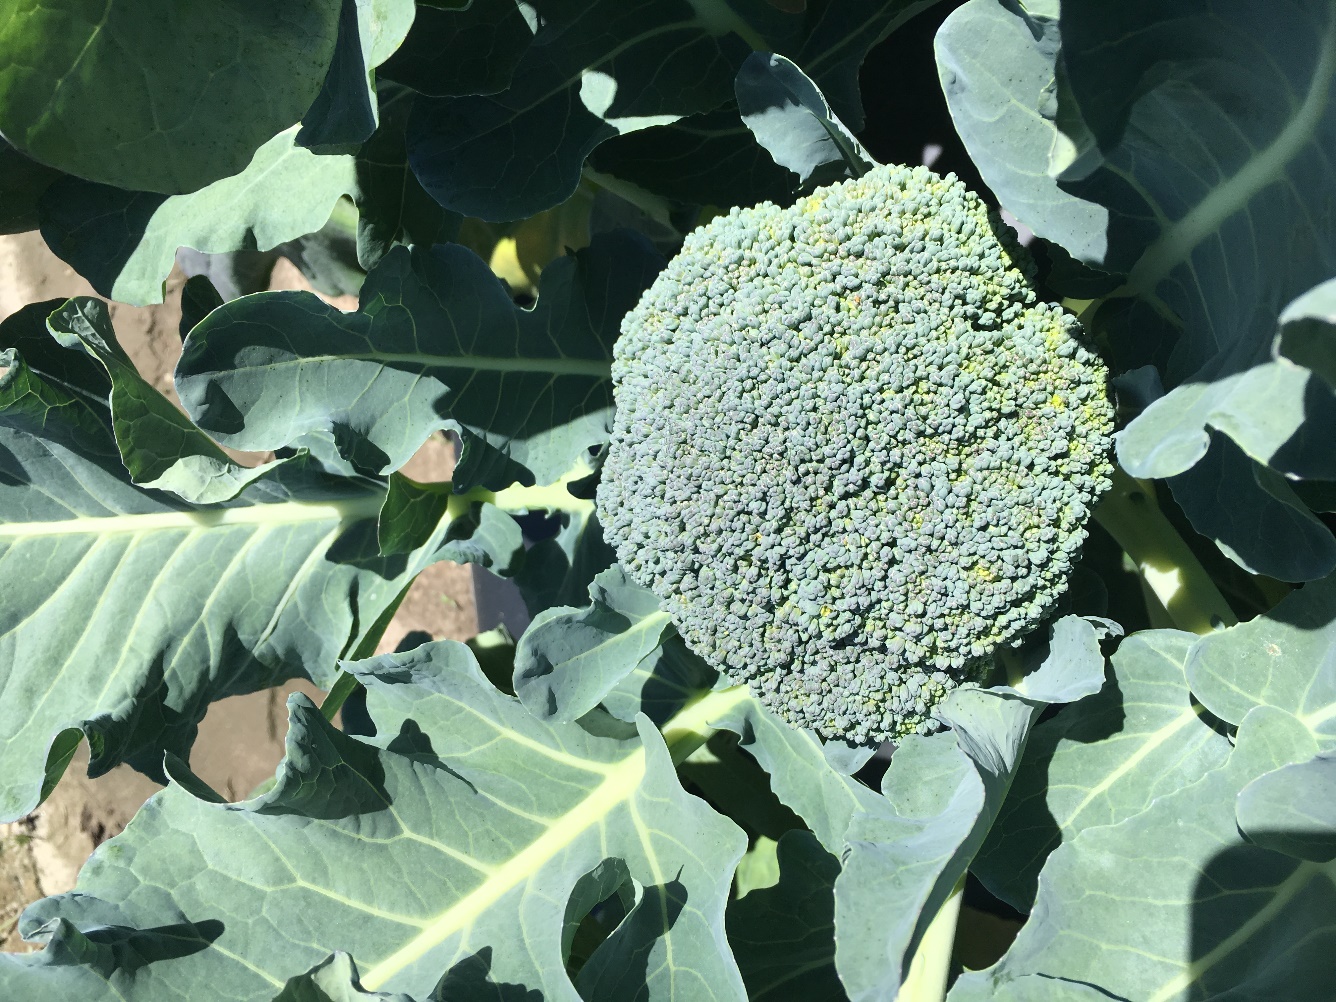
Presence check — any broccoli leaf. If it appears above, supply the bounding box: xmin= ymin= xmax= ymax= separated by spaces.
xmin=378 ymin=0 xmax=536 ymax=98
xmin=0 ymin=0 xmax=342 ymax=194
xmin=176 ymin=232 xmax=663 ymax=486
xmin=0 ymin=138 xmax=63 ymax=235
xmin=297 ymin=0 xmax=416 ymax=153
xmin=1236 ymin=752 xmax=1336 ymax=863
xmin=964 ymin=706 xmax=1333 ymax=1000
xmin=513 ymin=565 xmax=673 ymax=722
xmin=935 ymin=0 xmax=1105 ymax=260
xmin=591 ymin=0 xmax=940 ymax=210
xmin=735 ymin=52 xmax=876 ymax=186
xmin=406 ymin=0 xmax=752 ymax=221
xmin=273 ymin=953 xmax=414 ymax=1002
xmin=1186 ymin=572 xmax=1336 ymax=745
xmin=0 ymin=305 xmax=543 ymax=822
xmin=973 ymin=630 xmax=1232 ymax=911
xmin=0 ymin=645 xmax=751 ymax=1001
xmin=726 ymin=829 xmax=843 ymax=1001
xmin=38 ymin=130 xmax=359 ymax=307
xmin=941 ymin=0 xmax=1336 ymax=579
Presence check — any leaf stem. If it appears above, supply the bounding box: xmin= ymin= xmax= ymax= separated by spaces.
xmin=896 ymin=874 xmax=965 ymax=1002
xmin=1093 ymin=465 xmax=1237 ymax=633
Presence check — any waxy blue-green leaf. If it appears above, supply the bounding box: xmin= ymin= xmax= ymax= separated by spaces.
xmin=1115 ymin=277 xmax=1336 ymax=575
xmin=973 ymin=630 xmax=1232 ymax=911
xmin=967 ymin=706 xmax=1334 ymax=1001
xmin=355 ymin=84 xmax=458 ymax=271
xmin=735 ymin=52 xmax=875 ymax=186
xmin=1187 ymin=573 xmax=1336 ymax=746
xmin=590 ymin=0 xmax=940 ymax=210
xmin=935 ymin=0 xmax=1105 ymax=260
xmin=832 ymin=617 xmax=1107 ymax=1000
xmin=0 ymin=0 xmax=341 ymax=194
xmin=407 ymin=0 xmax=940 ymax=219
xmin=176 ymin=232 xmax=663 ymax=486
xmin=1055 ymin=0 xmax=1336 ymax=383
xmin=407 ymin=0 xmax=751 ymax=221
xmin=275 ymin=953 xmax=414 ymax=1002
xmin=1165 ymin=434 xmax=1336 ymax=581
xmin=0 ymin=306 xmax=566 ymax=822
xmin=1237 ymin=752 xmax=1336 ymax=863
xmin=297 ymin=0 xmax=416 ymax=153
xmin=38 ymin=130 xmax=358 ymax=307
xmin=1276 ymin=276 xmax=1336 ymax=386
xmin=45 ymin=298 xmax=287 ymax=504
xmin=726 ymin=829 xmax=843 ymax=1001
xmin=940 ymin=0 xmax=1336 ymax=573
xmin=513 ymin=564 xmax=673 ymax=722
xmin=835 ymin=728 xmax=987 ymax=1001
xmin=0 ymin=644 xmax=753 ymax=1001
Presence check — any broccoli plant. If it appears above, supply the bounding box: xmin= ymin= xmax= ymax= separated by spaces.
xmin=0 ymin=1 xmax=1333 ymax=1001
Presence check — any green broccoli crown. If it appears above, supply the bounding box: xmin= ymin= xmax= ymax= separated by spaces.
xmin=597 ymin=164 xmax=1115 ymax=744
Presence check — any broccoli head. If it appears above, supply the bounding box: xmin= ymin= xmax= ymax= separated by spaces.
xmin=597 ymin=164 xmax=1114 ymax=744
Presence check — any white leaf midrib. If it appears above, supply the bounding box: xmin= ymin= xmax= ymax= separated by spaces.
xmin=0 ymin=495 xmax=385 ymax=539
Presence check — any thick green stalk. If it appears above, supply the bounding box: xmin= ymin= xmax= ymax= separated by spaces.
xmin=1093 ymin=465 xmax=1237 ymax=633
xmin=895 ymin=875 xmax=966 ymax=1002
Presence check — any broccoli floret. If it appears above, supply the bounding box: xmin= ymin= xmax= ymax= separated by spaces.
xmin=597 ymin=164 xmax=1114 ymax=744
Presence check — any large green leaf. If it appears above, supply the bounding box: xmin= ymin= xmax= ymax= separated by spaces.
xmin=832 ymin=617 xmax=1108 ymax=1001
xmin=1186 ymin=573 xmax=1336 ymax=746
xmin=962 ymin=705 xmax=1335 ymax=1001
xmin=297 ymin=0 xmax=416 ymax=153
xmin=1236 ymin=752 xmax=1336 ymax=863
xmin=405 ymin=0 xmax=753 ymax=220
xmin=45 ymin=298 xmax=287 ymax=504
xmin=378 ymin=0 xmax=536 ymax=98
xmin=1114 ymin=278 xmax=1336 ymax=580
xmin=0 ymin=137 xmax=63 ymax=234
xmin=937 ymin=0 xmax=1336 ymax=576
xmin=354 ymin=84 xmax=457 ymax=271
xmin=973 ymin=630 xmax=1232 ymax=911
xmin=176 ymin=232 xmax=663 ymax=486
xmin=590 ymin=0 xmax=938 ymax=210
xmin=513 ymin=564 xmax=673 ymax=722
xmin=0 ymin=302 xmax=585 ymax=822
xmin=726 ymin=830 xmax=844 ymax=1001
xmin=406 ymin=0 xmax=938 ymax=219
xmin=934 ymin=0 xmax=1104 ymax=260
xmin=1 ymin=644 xmax=752 ymax=1001
xmin=38 ymin=130 xmax=359 ymax=307
xmin=734 ymin=52 xmax=875 ymax=186
xmin=0 ymin=0 xmax=342 ymax=194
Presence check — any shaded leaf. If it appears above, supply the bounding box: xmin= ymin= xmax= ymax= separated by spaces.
xmin=0 ymin=645 xmax=754 ymax=1001
xmin=513 ymin=565 xmax=673 ymax=722
xmin=735 ymin=52 xmax=875 ymax=185
xmin=0 ymin=137 xmax=63 ymax=234
xmin=1236 ymin=752 xmax=1336 ymax=863
xmin=176 ymin=232 xmax=663 ymax=485
xmin=967 ymin=706 xmax=1333 ymax=1001
xmin=1187 ymin=573 xmax=1336 ymax=745
xmin=298 ymin=0 xmax=416 ymax=153
xmin=974 ymin=631 xmax=1232 ymax=911
xmin=0 ymin=0 xmax=342 ymax=193
xmin=379 ymin=0 xmax=536 ymax=97
xmin=39 ymin=130 xmax=358 ymax=307
xmin=726 ymin=830 xmax=843 ymax=1001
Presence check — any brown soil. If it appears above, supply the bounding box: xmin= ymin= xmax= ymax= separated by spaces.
xmin=0 ymin=233 xmax=478 ymax=951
